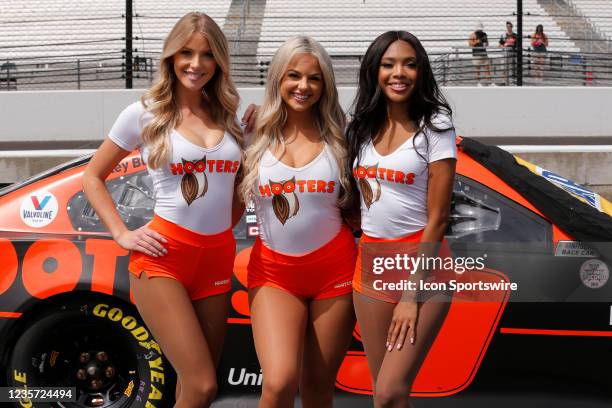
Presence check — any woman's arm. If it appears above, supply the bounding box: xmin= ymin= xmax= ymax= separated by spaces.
xmin=83 ymin=139 xmax=167 ymax=256
xmin=388 ymin=158 xmax=456 ymax=351
xmin=232 ymin=168 xmax=246 ymax=227
xmin=421 ymin=158 xmax=456 ymax=244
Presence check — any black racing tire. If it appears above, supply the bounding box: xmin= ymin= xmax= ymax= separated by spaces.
xmin=5 ymin=296 xmax=173 ymax=408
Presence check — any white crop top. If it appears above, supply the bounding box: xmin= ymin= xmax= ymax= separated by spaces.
xmin=254 ymin=145 xmax=343 ymax=255
xmin=108 ymin=101 xmax=241 ymax=235
xmin=355 ymin=115 xmax=456 ymax=239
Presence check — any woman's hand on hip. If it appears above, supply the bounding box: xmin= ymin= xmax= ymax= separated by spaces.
xmin=115 ymin=226 xmax=168 ymax=257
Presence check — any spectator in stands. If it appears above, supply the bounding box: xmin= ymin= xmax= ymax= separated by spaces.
xmin=531 ymin=24 xmax=549 ymax=81
xmin=499 ymin=21 xmax=517 ymax=85
xmin=468 ymin=22 xmax=492 ymax=85
xmin=347 ymin=30 xmax=455 ymax=408
xmin=84 ymin=12 xmax=244 ymax=408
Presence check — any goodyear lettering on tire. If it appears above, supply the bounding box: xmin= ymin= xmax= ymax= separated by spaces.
xmin=92 ymin=303 xmax=165 ymax=406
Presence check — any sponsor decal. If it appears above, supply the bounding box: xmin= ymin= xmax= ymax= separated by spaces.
xmin=248 ymin=226 xmax=259 ymax=237
xmin=124 ymin=380 xmax=134 ymax=398
xmin=112 ymin=156 xmax=145 ymax=174
xmin=20 ymin=192 xmax=59 ymax=228
xmin=554 ymin=241 xmax=598 ymax=257
xmin=245 ymin=200 xmax=256 ymax=213
xmin=92 ymin=304 xmax=165 ymax=406
xmin=12 ymin=370 xmax=31 ymax=408
xmin=227 ymin=368 xmax=263 ymax=386
xmin=579 ymin=259 xmax=609 ymax=289
xmin=246 ymin=215 xmax=257 ymax=223
xmin=515 ymin=156 xmax=612 ymax=216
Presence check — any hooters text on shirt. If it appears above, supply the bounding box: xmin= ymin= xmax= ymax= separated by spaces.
xmin=353 ymin=166 xmax=415 ymax=185
xmin=258 ymin=179 xmax=336 ymax=197
xmin=170 ymin=159 xmax=240 ymax=175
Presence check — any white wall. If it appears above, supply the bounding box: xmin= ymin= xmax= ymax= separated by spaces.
xmin=0 ymin=87 xmax=611 ymax=141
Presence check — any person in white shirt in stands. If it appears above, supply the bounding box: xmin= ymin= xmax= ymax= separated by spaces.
xmin=241 ymin=36 xmax=356 ymax=408
xmin=83 ymin=12 xmax=244 ymax=408
xmin=347 ymin=30 xmax=456 ymax=408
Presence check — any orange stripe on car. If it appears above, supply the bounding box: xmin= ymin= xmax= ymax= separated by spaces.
xmin=0 ymin=312 xmax=22 ymax=318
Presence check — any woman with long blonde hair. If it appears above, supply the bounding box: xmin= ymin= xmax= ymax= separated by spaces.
xmin=241 ymin=36 xmax=356 ymax=408
xmin=83 ymin=12 xmax=243 ymax=407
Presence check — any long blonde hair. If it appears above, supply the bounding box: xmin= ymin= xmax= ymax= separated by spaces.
xmin=241 ymin=36 xmax=351 ymax=207
xmin=140 ymin=12 xmax=242 ymax=169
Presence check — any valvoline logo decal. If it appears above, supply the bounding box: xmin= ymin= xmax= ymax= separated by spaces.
xmin=20 ymin=192 xmax=59 ymax=228
xmin=31 ymin=195 xmax=52 ymax=210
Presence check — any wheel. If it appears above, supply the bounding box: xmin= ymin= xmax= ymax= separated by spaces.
xmin=6 ymin=296 xmax=173 ymax=408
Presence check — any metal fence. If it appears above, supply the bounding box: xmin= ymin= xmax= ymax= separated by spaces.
xmin=1 ymin=0 xmax=611 ymax=90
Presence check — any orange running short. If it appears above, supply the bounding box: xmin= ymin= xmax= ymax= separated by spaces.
xmin=128 ymin=214 xmax=236 ymax=300
xmin=247 ymin=225 xmax=356 ymax=300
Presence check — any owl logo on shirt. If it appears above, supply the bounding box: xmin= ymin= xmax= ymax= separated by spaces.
xmin=181 ymin=156 xmax=208 ymax=205
xmin=355 ymin=163 xmax=381 ymax=209
xmin=269 ymin=177 xmax=300 ymax=225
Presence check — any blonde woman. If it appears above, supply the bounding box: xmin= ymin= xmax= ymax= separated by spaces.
xmin=241 ymin=36 xmax=356 ymax=408
xmin=83 ymin=12 xmax=243 ymax=407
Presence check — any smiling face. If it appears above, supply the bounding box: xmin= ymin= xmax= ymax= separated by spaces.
xmin=279 ymin=53 xmax=324 ymax=114
xmin=172 ymin=32 xmax=217 ymax=93
xmin=378 ymin=40 xmax=418 ymax=107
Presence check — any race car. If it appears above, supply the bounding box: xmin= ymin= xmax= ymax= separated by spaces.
xmin=0 ymin=137 xmax=611 ymax=408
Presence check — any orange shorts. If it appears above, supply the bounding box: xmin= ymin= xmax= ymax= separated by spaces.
xmin=354 ymin=229 xmax=453 ymax=303
xmin=128 ymin=214 xmax=236 ymax=301
xmin=247 ymin=225 xmax=356 ymax=300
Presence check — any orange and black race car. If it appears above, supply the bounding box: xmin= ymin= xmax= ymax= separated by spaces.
xmin=0 ymin=137 xmax=611 ymax=408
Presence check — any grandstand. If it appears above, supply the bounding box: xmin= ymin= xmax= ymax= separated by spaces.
xmin=0 ymin=0 xmax=232 ymax=59
xmin=0 ymin=0 xmax=610 ymax=89
xmin=256 ymin=0 xmax=578 ymax=56
xmin=0 ymin=0 xmax=232 ymax=89
xmin=570 ymin=0 xmax=612 ymax=43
